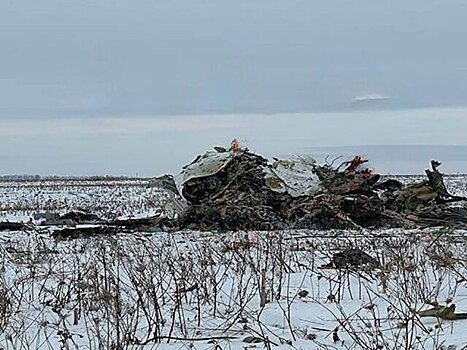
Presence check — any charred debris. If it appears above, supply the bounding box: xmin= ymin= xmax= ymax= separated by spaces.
xmin=1 ymin=143 xmax=466 ymax=237
xmin=171 ymin=145 xmax=466 ymax=232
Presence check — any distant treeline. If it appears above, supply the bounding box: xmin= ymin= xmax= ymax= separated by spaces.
xmin=0 ymin=175 xmax=41 ymax=180
xmin=0 ymin=175 xmax=150 ymax=181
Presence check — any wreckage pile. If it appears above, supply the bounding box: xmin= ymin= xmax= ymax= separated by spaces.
xmin=177 ymin=151 xmax=289 ymax=231
xmin=173 ymin=145 xmax=467 ymax=232
xmin=1 ymin=144 xmax=465 ymax=236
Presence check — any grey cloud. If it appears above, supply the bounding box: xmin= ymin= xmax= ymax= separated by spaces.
xmin=1 ymin=0 xmax=467 ymax=117
xmin=1 ymin=1 xmax=467 ymax=175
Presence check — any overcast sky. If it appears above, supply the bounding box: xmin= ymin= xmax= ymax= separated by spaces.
xmin=1 ymin=1 xmax=467 ymax=175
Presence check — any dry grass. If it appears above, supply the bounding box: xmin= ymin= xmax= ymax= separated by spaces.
xmin=0 ymin=227 xmax=466 ymax=349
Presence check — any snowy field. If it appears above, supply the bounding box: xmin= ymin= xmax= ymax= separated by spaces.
xmin=0 ymin=178 xmax=169 ymax=222
xmin=0 ymin=176 xmax=466 ymax=349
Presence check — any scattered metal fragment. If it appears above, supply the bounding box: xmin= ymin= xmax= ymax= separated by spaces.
xmin=418 ymin=303 xmax=467 ymax=320
xmin=322 ymin=248 xmax=379 ymax=269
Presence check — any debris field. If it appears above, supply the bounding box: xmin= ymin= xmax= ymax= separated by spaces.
xmin=174 ymin=146 xmax=467 ymax=232
xmin=1 ymin=144 xmax=466 ymax=236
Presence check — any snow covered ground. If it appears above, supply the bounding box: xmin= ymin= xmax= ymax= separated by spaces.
xmin=0 ymin=176 xmax=466 ymax=349
xmin=0 ymin=178 xmax=169 ymax=222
